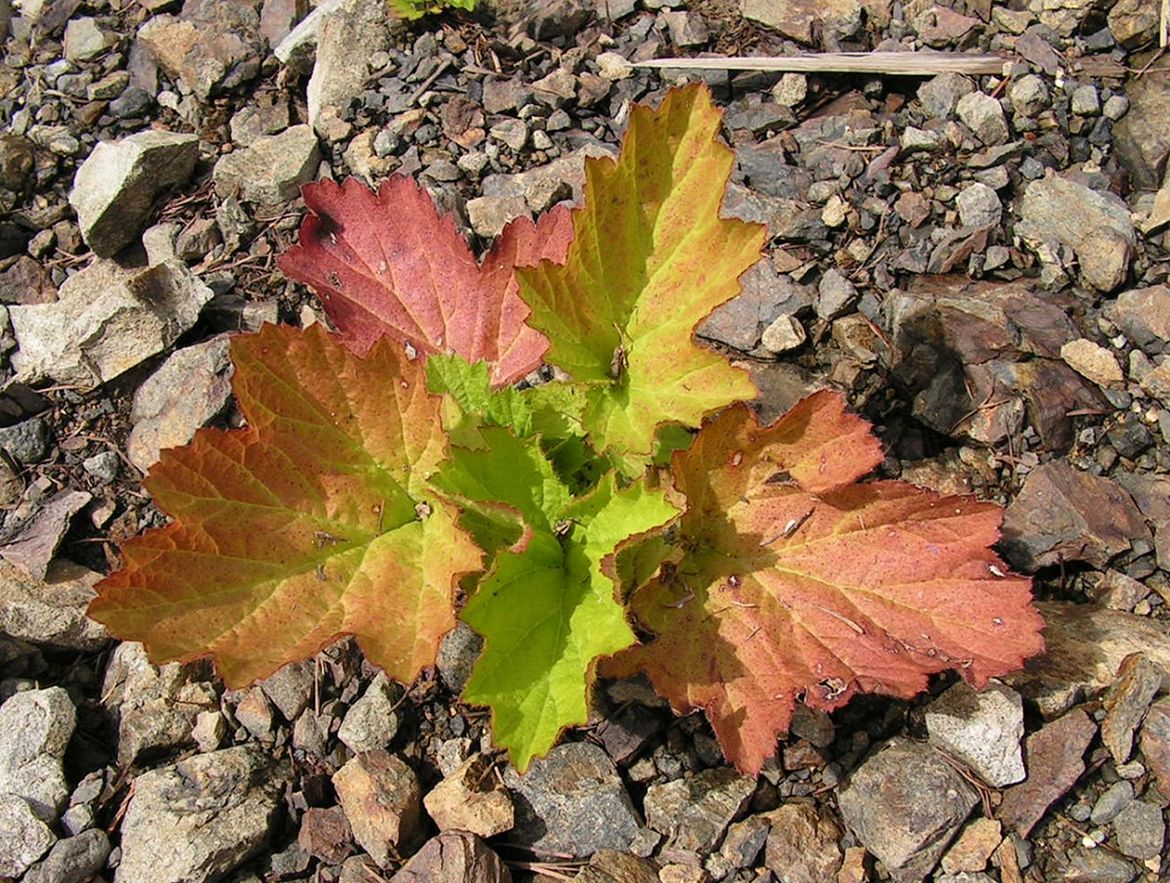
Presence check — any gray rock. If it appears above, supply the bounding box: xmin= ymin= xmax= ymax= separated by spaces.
xmin=1113 ymin=800 xmax=1165 ymax=860
xmin=1008 ymin=75 xmax=1049 ymax=116
xmin=273 ymin=0 xmax=345 ymax=70
xmin=0 ymin=559 xmax=107 ymax=650
xmin=259 ymin=659 xmax=315 ymax=722
xmin=116 ymin=746 xmax=291 ymax=883
xmin=212 ymin=125 xmax=320 ymax=206
xmin=0 ymin=794 xmax=56 ymax=878
xmin=1070 ymin=84 xmax=1100 ymax=115
xmin=918 ymin=73 xmax=975 ymax=119
xmin=0 ymin=489 xmax=92 ymax=581
xmin=0 ymin=415 xmax=49 ymax=464
xmin=82 ymin=450 xmax=120 ymax=484
xmin=437 ymin=622 xmax=485 ymax=694
xmin=760 ymin=314 xmax=806 ymax=354
xmin=1090 ymin=781 xmax=1134 ymax=825
xmin=814 ymin=268 xmax=858 ymax=320
xmin=955 ymin=92 xmax=1009 ymax=145
xmin=483 ymin=142 xmax=616 ymax=208
xmin=69 ymin=131 xmax=199 ymax=258
xmin=127 ymin=336 xmax=233 ymax=473
xmin=307 ymin=0 xmax=394 ymax=133
xmin=102 ymin=641 xmax=219 ymax=766
xmin=466 ymin=195 xmax=530 ymax=240
xmin=63 ymin=17 xmax=110 ymax=62
xmin=924 ymin=681 xmax=1026 ymax=787
xmin=698 ymin=259 xmax=811 ymax=352
xmin=1109 ymin=0 xmax=1160 ymax=47
xmin=1016 ymin=173 xmax=1135 ymax=291
xmin=334 ymin=750 xmax=425 ymax=869
xmin=10 ymin=258 xmax=214 ymax=391
xmin=503 ymin=742 xmax=641 ymax=858
xmin=1101 ymin=654 xmax=1164 ymax=764
xmin=1113 ymin=69 xmax=1170 ymax=190
xmin=956 ymin=182 xmax=1002 ymax=228
xmin=338 ymin=672 xmax=401 ymax=753
xmin=389 ymin=831 xmax=512 ymax=883
xmin=662 ymin=10 xmax=709 ymax=46
xmin=643 ymin=768 xmax=754 ymax=852
xmin=0 ymin=687 xmax=76 ymax=818
xmin=837 ymin=737 xmax=978 ymax=883
xmin=22 ymin=829 xmax=111 ymax=883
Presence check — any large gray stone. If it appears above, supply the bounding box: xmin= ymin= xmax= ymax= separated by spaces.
xmin=212 ymin=125 xmax=320 ymax=206
xmin=838 ymin=737 xmax=978 ymax=883
xmin=307 ymin=0 xmax=395 ymax=134
xmin=116 ymin=746 xmax=291 ymax=883
xmin=22 ymin=829 xmax=111 ymax=883
xmin=70 ymin=131 xmax=199 ymax=257
xmin=925 ymin=681 xmax=1026 ymax=787
xmin=102 ymin=641 xmax=219 ymax=766
xmin=10 ymin=258 xmax=213 ymax=391
xmin=1113 ymin=70 xmax=1170 ymax=190
xmin=0 ymin=687 xmax=76 ymax=819
xmin=503 ymin=742 xmax=641 ymax=858
xmin=740 ymin=0 xmax=862 ymax=43
xmin=127 ymin=336 xmax=233 ymax=473
xmin=0 ymin=559 xmax=108 ymax=650
xmin=0 ymin=794 xmax=56 ymax=878
xmin=1016 ymin=173 xmax=1135 ymax=292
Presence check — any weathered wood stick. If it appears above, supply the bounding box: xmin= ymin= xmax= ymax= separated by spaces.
xmin=634 ymin=52 xmax=1009 ymax=76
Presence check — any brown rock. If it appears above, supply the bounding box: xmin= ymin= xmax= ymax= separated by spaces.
xmin=836 ymin=846 xmax=869 ymax=883
xmin=299 ymin=806 xmax=353 ymax=864
xmin=422 ymin=755 xmax=514 ymax=839
xmin=389 ymin=831 xmax=511 ymax=883
xmin=763 ymin=800 xmax=843 ymax=883
xmin=997 ymin=708 xmax=1096 ymax=836
xmin=574 ymin=849 xmax=660 ymax=883
xmin=136 ymin=0 xmax=264 ymax=100
xmin=741 ymin=0 xmax=863 ymax=43
xmin=1000 ymin=462 xmax=1150 ymax=572
xmin=0 ymin=257 xmax=55 ymax=306
xmin=1108 ymin=0 xmax=1160 ymax=47
xmin=333 ymin=751 xmax=424 ymax=869
xmin=1101 ymin=653 xmax=1164 ymax=765
xmin=1005 ymin=603 xmax=1170 ymax=719
xmin=940 ymin=817 xmax=1001 ymax=874
xmin=1113 ymin=70 xmax=1170 ymax=190
xmin=1140 ymin=696 xmax=1170 ymax=798
xmin=1110 ymin=285 xmax=1170 ymax=353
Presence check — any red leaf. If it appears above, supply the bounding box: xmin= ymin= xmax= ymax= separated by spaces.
xmin=278 ymin=176 xmax=574 ymax=386
xmin=610 ymin=390 xmax=1045 ymax=774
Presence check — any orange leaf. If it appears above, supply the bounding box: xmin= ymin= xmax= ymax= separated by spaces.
xmin=88 ymin=323 xmax=482 ymax=688
xmin=611 ymin=390 xmax=1044 ymax=774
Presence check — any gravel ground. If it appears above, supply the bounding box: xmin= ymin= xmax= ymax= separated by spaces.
xmin=1 ymin=1 xmax=1170 ymax=882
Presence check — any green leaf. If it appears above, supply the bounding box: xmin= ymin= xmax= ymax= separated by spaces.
xmin=517 ymin=83 xmax=766 ymax=467
xmin=461 ymin=474 xmax=678 ymax=770
xmin=426 ymin=354 xmax=534 ymax=438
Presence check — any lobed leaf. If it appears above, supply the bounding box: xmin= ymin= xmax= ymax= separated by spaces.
xmin=610 ymin=390 xmax=1045 ymax=774
xmin=517 ymin=83 xmax=765 ymax=467
xmin=88 ymin=323 xmax=482 ymax=688
xmin=443 ymin=451 xmax=678 ymax=770
xmin=279 ymin=177 xmax=573 ymax=387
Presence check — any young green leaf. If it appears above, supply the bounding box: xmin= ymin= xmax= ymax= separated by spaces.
xmin=88 ymin=323 xmax=482 ymax=688
xmin=452 ymin=467 xmax=678 ymax=771
xmin=517 ymin=83 xmax=765 ymax=467
xmin=279 ymin=177 xmax=573 ymax=387
xmin=610 ymin=391 xmax=1045 ymax=775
